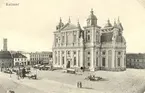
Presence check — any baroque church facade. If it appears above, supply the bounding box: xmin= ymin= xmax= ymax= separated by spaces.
xmin=52 ymin=9 xmax=126 ymax=71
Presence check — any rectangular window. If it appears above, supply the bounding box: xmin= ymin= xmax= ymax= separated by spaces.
xmin=88 ymin=57 xmax=90 ymax=66
xmin=96 ymin=51 xmax=98 ymax=55
xmin=78 ymin=50 xmax=80 ymax=66
xmin=118 ymin=52 xmax=121 ymax=55
xmin=73 ymin=51 xmax=76 ymax=55
xmin=96 ymin=57 xmax=98 ymax=66
xmin=62 ymin=36 xmax=65 ymax=43
xmin=88 ymin=63 xmax=90 ymax=66
xmin=74 ymin=57 xmax=76 ymax=65
xmin=62 ymin=57 xmax=64 ymax=65
xmin=102 ymin=58 xmax=105 ymax=66
xmin=118 ymin=58 xmax=120 ymax=66
xmin=73 ymin=34 xmax=76 ymax=42
xmin=87 ymin=35 xmax=90 ymax=41
xmin=102 ymin=51 xmax=106 ymax=55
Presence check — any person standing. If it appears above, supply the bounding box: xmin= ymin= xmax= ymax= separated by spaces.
xmin=22 ymin=67 xmax=26 ymax=78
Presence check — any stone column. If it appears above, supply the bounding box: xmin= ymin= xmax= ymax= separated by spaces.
xmin=78 ymin=50 xmax=80 ymax=67
xmin=111 ymin=49 xmax=115 ymax=70
xmin=60 ymin=50 xmax=62 ymax=67
xmin=65 ymin=32 xmax=67 ymax=46
xmin=80 ymin=48 xmax=84 ymax=67
xmin=122 ymin=50 xmax=125 ymax=68
xmin=64 ymin=50 xmax=67 ymax=69
xmin=57 ymin=51 xmax=59 ymax=67
xmin=76 ymin=50 xmax=78 ymax=67
xmin=106 ymin=50 xmax=108 ymax=69
xmin=53 ymin=50 xmax=55 ymax=66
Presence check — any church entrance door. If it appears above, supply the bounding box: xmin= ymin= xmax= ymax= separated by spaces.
xmin=66 ymin=61 xmax=70 ymax=68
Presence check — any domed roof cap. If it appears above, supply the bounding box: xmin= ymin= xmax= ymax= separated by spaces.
xmin=87 ymin=9 xmax=97 ymax=21
xmin=104 ymin=19 xmax=112 ymax=28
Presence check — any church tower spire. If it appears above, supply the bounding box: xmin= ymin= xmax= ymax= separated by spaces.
xmin=117 ymin=17 xmax=123 ymax=31
xmin=56 ymin=17 xmax=64 ymax=30
xmin=68 ymin=16 xmax=71 ymax=23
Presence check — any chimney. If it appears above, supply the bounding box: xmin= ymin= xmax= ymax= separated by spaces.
xmin=3 ymin=38 xmax=7 ymax=51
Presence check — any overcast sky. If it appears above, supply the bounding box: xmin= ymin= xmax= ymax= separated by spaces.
xmin=0 ymin=0 xmax=145 ymax=53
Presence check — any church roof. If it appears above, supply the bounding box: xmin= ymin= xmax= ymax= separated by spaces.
xmin=0 ymin=51 xmax=13 ymax=59
xmin=12 ymin=53 xmax=27 ymax=58
xmin=116 ymin=35 xmax=125 ymax=43
xmin=60 ymin=23 xmax=78 ymax=30
xmin=101 ymin=32 xmax=113 ymax=42
xmin=127 ymin=53 xmax=145 ymax=59
xmin=101 ymin=32 xmax=125 ymax=43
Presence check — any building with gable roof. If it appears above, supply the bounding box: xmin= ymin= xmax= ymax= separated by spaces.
xmin=126 ymin=53 xmax=145 ymax=69
xmin=12 ymin=53 xmax=27 ymax=66
xmin=52 ymin=9 xmax=126 ymax=71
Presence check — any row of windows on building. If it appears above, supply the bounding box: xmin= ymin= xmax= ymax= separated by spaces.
xmin=87 ymin=57 xmax=121 ymax=67
xmin=14 ymin=58 xmax=27 ymax=61
xmin=55 ymin=51 xmax=122 ymax=56
xmin=30 ymin=58 xmax=49 ymax=61
xmin=55 ymin=56 xmax=79 ymax=66
xmin=55 ymin=56 xmax=122 ymax=67
xmin=15 ymin=62 xmax=27 ymax=66
xmin=30 ymin=55 xmax=50 ymax=57
xmin=127 ymin=59 xmax=145 ymax=62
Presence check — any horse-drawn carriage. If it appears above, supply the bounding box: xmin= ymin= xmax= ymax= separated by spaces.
xmin=85 ymin=75 xmax=103 ymax=81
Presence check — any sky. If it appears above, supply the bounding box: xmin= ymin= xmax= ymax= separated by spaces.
xmin=0 ymin=0 xmax=145 ymax=53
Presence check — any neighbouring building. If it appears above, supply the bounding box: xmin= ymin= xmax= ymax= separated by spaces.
xmin=30 ymin=51 xmax=52 ymax=65
xmin=0 ymin=38 xmax=13 ymax=68
xmin=12 ymin=53 xmax=27 ymax=66
xmin=126 ymin=53 xmax=145 ymax=69
xmin=52 ymin=9 xmax=126 ymax=71
xmin=22 ymin=52 xmax=31 ymax=65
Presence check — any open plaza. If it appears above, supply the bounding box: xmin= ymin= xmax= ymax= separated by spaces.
xmin=0 ymin=68 xmax=145 ymax=93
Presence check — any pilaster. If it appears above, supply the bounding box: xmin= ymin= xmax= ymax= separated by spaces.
xmin=90 ymin=48 xmax=95 ymax=71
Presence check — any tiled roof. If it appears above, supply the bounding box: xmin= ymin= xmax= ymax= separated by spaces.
xmin=60 ymin=23 xmax=78 ymax=30
xmin=126 ymin=53 xmax=145 ymax=59
xmin=12 ymin=53 xmax=27 ymax=58
xmin=101 ymin=32 xmax=113 ymax=42
xmin=0 ymin=51 xmax=12 ymax=59
xmin=116 ymin=35 xmax=125 ymax=43
xmin=101 ymin=32 xmax=125 ymax=43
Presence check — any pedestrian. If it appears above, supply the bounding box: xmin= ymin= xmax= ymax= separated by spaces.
xmin=79 ymin=81 xmax=82 ymax=88
xmin=77 ymin=81 xmax=82 ymax=88
xmin=22 ymin=67 xmax=26 ymax=78
xmin=77 ymin=81 xmax=79 ymax=88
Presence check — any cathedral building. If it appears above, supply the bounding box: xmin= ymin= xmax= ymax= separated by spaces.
xmin=52 ymin=9 xmax=126 ymax=71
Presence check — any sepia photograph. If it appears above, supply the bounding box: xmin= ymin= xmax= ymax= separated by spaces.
xmin=0 ymin=0 xmax=145 ymax=93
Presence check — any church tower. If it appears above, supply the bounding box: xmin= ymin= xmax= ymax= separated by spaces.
xmin=83 ymin=9 xmax=101 ymax=71
xmin=3 ymin=38 xmax=7 ymax=51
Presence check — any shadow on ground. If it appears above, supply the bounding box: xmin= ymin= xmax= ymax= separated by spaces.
xmin=81 ymin=87 xmax=94 ymax=90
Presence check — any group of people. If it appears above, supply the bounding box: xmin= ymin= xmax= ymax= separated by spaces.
xmin=77 ymin=81 xmax=82 ymax=88
xmin=17 ymin=67 xmax=26 ymax=79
